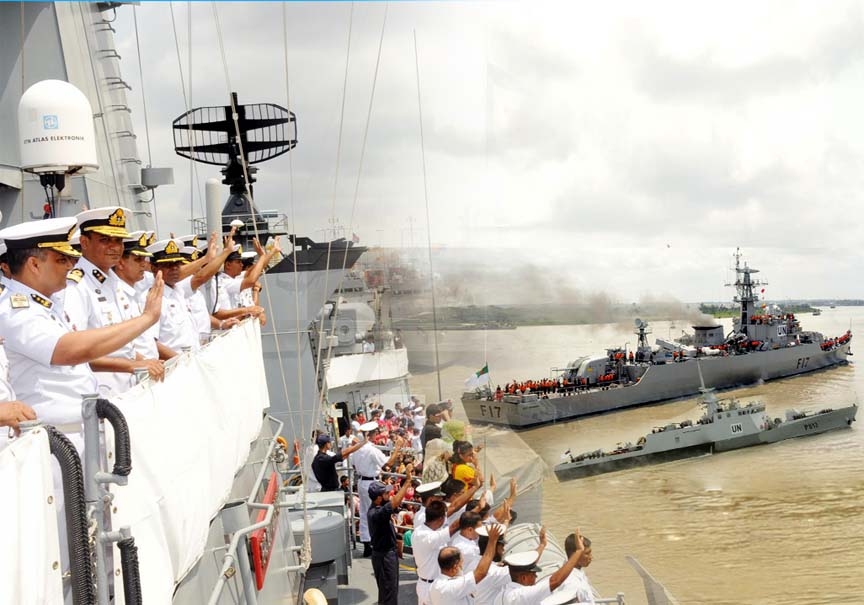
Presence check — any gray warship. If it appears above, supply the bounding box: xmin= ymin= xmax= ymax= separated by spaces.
xmin=554 ymin=370 xmax=858 ymax=480
xmin=464 ymin=249 xmax=853 ymax=427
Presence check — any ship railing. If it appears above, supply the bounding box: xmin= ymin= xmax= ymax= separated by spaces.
xmin=206 ymin=414 xmax=307 ymax=605
xmin=1 ymin=320 xmax=295 ymax=603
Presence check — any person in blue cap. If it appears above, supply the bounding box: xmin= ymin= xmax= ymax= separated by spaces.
xmin=367 ymin=465 xmax=414 ymax=605
xmin=310 ymin=432 xmax=366 ymax=492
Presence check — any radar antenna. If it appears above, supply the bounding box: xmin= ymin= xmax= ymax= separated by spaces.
xmin=172 ymin=92 xmax=297 ymax=241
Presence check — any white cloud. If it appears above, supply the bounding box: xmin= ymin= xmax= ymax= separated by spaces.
xmin=112 ymin=0 xmax=864 ymax=301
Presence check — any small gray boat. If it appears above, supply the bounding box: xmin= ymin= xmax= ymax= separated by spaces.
xmin=554 ymin=366 xmax=857 ymax=481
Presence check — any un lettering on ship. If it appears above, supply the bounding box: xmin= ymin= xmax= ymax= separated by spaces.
xmin=730 ymin=423 xmax=743 ymax=434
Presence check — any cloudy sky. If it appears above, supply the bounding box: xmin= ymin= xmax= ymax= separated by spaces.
xmin=113 ymin=1 xmax=864 ymax=303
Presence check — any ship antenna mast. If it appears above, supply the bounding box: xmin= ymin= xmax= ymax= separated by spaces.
xmin=696 ymin=359 xmax=719 ymax=416
xmin=725 ymin=247 xmax=767 ymax=336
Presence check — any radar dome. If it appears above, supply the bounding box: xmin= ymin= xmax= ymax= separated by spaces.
xmin=18 ymin=80 xmax=98 ymax=175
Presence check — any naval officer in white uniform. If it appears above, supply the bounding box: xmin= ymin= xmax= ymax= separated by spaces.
xmin=0 ymin=217 xmax=164 ymax=429
xmin=114 ymin=231 xmax=173 ymax=361
xmin=64 ymin=207 xmax=164 ymax=392
xmin=351 ymin=421 xmax=404 ymax=556
xmin=146 ymin=238 xmax=199 ymax=352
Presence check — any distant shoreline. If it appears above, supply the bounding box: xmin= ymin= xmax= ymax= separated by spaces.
xmin=391 ymin=301 xmax=861 ymax=329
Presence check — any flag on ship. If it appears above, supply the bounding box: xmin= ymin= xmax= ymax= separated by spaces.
xmin=464 ymin=364 xmax=490 ymax=389
xmin=352 ymin=232 xmax=360 ymax=244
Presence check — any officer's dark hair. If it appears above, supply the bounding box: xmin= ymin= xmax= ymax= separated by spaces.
xmin=564 ymin=533 xmax=592 ymax=558
xmin=6 ymin=247 xmax=48 ymax=276
xmin=459 ymin=511 xmax=482 ymax=531
xmin=425 ymin=500 xmax=447 ymax=523
xmin=478 ymin=534 xmax=505 ymax=562
xmin=466 ymin=499 xmax=491 ymax=517
xmin=441 ymin=477 xmax=465 ymax=498
xmin=437 ymin=547 xmax=461 ymax=572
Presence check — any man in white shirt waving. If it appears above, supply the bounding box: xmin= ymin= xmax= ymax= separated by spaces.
xmin=430 ymin=524 xmax=501 ymax=605
xmin=501 ymin=529 xmax=586 ymax=605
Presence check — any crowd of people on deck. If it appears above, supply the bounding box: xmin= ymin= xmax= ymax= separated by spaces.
xmin=0 ymin=207 xmax=278 ymax=442
xmin=307 ymin=397 xmax=599 ymax=605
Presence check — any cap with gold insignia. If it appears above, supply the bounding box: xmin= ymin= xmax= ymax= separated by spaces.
xmin=146 ymin=238 xmax=185 ymax=264
xmin=69 ymin=229 xmax=82 ymax=252
xmin=123 ymin=231 xmax=153 ymax=257
xmin=503 ymin=550 xmax=543 ymax=573
xmin=0 ymin=217 xmax=81 ymax=258
xmin=180 ymin=246 xmax=200 ymax=261
xmin=226 ymin=244 xmax=243 ymax=262
xmin=178 ymin=234 xmax=199 ymax=249
xmin=76 ymin=206 xmax=131 ymax=238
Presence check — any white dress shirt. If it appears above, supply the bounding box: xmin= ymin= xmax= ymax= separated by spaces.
xmin=430 ymin=572 xmax=476 ymax=605
xmin=475 ymin=564 xmax=510 ymax=605
xmin=413 ymin=522 xmax=453 ymax=605
xmin=0 ymin=279 xmax=98 ymax=425
xmin=64 ymin=258 xmax=135 ymax=394
xmin=502 ymin=578 xmax=552 ymax=605
xmin=116 ymin=279 xmax=159 ymax=359
xmin=158 ymin=284 xmax=199 ymax=352
xmin=450 ymin=532 xmax=481 ymax=572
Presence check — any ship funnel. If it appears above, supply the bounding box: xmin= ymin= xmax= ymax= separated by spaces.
xmin=18 ymin=80 xmax=99 ymax=176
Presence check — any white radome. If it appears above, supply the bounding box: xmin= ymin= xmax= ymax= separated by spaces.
xmin=18 ymin=80 xmax=99 ymax=174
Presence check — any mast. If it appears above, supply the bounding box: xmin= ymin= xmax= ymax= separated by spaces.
xmin=727 ymin=247 xmax=766 ymax=336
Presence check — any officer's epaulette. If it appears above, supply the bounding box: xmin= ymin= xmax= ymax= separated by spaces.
xmin=67 ymin=268 xmax=84 ymax=283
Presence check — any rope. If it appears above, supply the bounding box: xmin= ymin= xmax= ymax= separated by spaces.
xmin=313 ymin=1 xmax=390 ymax=444
xmin=413 ymin=30 xmax=443 ymax=401
xmin=168 ymin=2 xmax=206 ymax=225
xmin=131 ymin=5 xmax=160 ymax=232
xmin=308 ymin=1 xmax=355 ymax=426
xmin=210 ymin=0 xmax=316 ymax=562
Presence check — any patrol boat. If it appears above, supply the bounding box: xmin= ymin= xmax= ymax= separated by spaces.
xmin=463 ymin=249 xmax=853 ymax=427
xmin=554 ymin=368 xmax=858 ymax=480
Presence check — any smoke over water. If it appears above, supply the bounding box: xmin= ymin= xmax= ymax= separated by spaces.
xmin=365 ymin=248 xmax=720 ymax=329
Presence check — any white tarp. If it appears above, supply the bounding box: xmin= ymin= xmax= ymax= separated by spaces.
xmin=109 ymin=320 xmax=269 ymax=604
xmin=325 ymin=347 xmax=409 ymax=389
xmin=0 ymin=428 xmax=63 ymax=604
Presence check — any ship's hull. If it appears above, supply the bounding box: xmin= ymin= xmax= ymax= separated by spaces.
xmin=555 ymin=405 xmax=857 ymax=480
xmin=554 ymin=443 xmax=715 ymax=480
xmin=465 ymin=342 xmax=852 ymax=427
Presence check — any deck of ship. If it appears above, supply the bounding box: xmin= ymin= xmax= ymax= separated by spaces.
xmin=338 ymin=543 xmax=418 ymax=605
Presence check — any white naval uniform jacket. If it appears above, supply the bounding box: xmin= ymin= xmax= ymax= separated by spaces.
xmin=176 ymin=276 xmax=211 ymax=337
xmin=64 ymin=258 xmax=136 ymax=395
xmin=0 ymin=279 xmax=98 ymax=426
xmin=116 ymin=279 xmax=159 ymax=360
xmin=158 ymin=284 xmax=199 ymax=352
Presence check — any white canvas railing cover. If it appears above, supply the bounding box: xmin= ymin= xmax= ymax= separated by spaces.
xmin=108 ymin=319 xmax=270 ymax=604
xmin=0 ymin=428 xmax=64 ymax=604
xmin=325 ymin=347 xmax=409 ymax=389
